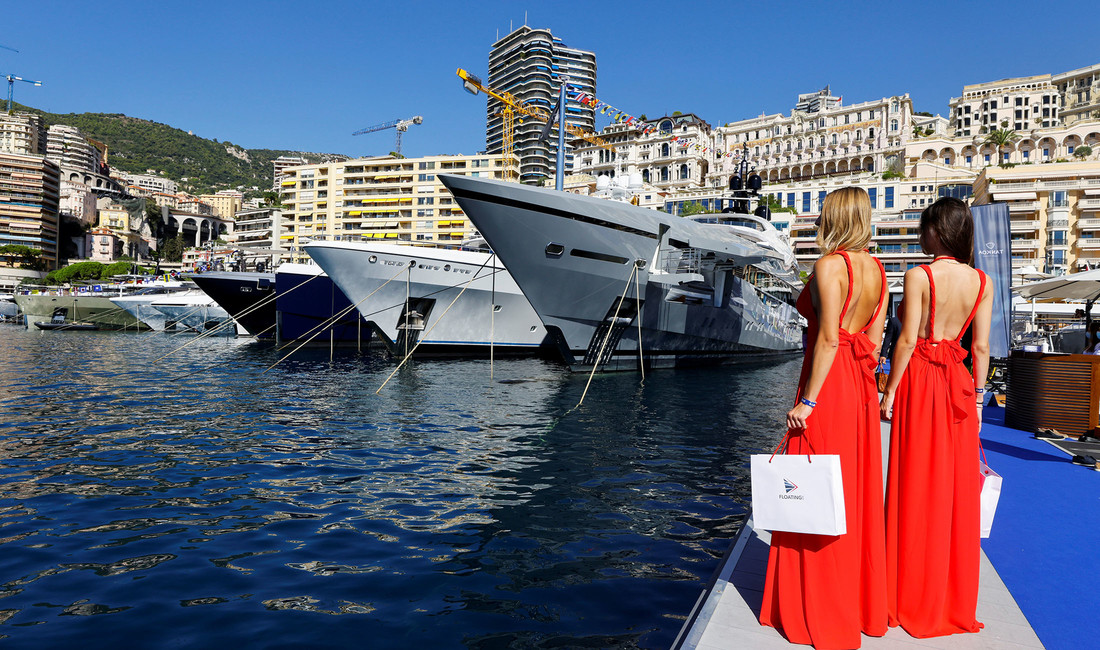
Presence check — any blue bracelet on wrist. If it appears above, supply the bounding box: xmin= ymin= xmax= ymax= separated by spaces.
xmin=800 ymin=397 xmax=817 ymax=408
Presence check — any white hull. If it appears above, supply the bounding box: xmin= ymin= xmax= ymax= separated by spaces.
xmin=304 ymin=241 xmax=548 ymax=354
xmin=441 ymin=175 xmax=803 ymax=370
xmin=151 ymin=290 xmax=236 ymax=335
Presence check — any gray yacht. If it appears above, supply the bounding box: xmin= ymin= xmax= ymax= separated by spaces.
xmin=304 ymin=240 xmax=549 ymax=356
xmin=440 ymin=175 xmax=804 ymax=371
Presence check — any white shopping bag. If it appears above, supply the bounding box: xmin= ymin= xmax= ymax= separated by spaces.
xmin=979 ymin=459 xmax=1002 ymax=539
xmin=751 ymin=447 xmax=846 ymax=536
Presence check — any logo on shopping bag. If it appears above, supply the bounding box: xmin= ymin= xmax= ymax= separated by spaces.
xmin=779 ymin=478 xmax=804 ymax=500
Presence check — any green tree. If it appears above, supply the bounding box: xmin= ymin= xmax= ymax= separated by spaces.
xmin=760 ymin=194 xmax=797 ymax=215
xmin=160 ymin=235 xmax=185 ymax=263
xmin=0 ymin=244 xmax=46 ymax=270
xmin=679 ymin=201 xmax=707 ymax=217
xmin=1074 ymin=145 xmax=1093 ymax=159
xmin=45 ymin=261 xmax=104 ymax=285
xmin=262 ymin=191 xmax=280 ymax=206
xmin=984 ymin=123 xmax=1020 ymax=166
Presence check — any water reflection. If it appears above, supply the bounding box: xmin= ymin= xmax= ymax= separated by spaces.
xmin=0 ymin=328 xmax=798 ymax=648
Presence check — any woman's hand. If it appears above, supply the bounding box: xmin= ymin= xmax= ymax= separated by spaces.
xmin=880 ymin=391 xmax=895 ymax=421
xmin=976 ymin=402 xmax=983 ymax=431
xmin=787 ymin=402 xmax=814 ymax=431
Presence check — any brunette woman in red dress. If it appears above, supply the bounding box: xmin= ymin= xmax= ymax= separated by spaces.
xmin=879 ymin=197 xmax=992 ymax=638
xmin=760 ymin=187 xmax=889 ymax=649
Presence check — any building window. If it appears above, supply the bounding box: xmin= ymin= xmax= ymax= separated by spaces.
xmin=890 ymin=119 xmax=899 ymax=131
xmin=661 ymin=166 xmax=669 ymax=182
xmin=787 ymin=192 xmax=795 ymax=208
xmin=885 ymin=187 xmax=894 ymax=208
xmin=661 ymin=143 xmax=670 ymax=157
xmin=868 ymin=187 xmax=877 ymax=208
xmin=802 ymin=192 xmax=811 ymax=213
xmin=679 ymin=164 xmax=689 ymax=180
xmin=966 ymin=155 xmax=973 ymax=165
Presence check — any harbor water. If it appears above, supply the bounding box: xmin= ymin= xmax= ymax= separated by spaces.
xmin=0 ymin=328 xmax=799 ymax=648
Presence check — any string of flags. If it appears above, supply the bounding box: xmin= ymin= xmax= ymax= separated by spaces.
xmin=567 ymin=85 xmax=745 ymax=160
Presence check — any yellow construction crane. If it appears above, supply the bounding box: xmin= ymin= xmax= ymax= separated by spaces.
xmin=457 ymin=68 xmax=610 ymax=182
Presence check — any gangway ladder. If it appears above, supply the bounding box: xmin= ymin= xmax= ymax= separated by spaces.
xmin=582 ymin=297 xmax=643 ymax=367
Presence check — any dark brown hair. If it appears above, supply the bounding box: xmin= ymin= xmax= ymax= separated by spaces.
xmin=920 ymin=197 xmax=973 ymax=264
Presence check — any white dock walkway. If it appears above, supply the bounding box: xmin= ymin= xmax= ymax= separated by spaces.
xmin=674 ymin=422 xmax=1045 ymax=650
xmin=673 ymin=521 xmax=1043 ymax=649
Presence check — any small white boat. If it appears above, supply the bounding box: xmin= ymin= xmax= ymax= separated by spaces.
xmin=151 ymin=289 xmax=237 ymax=335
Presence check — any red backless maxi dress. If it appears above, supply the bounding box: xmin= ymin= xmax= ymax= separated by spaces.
xmin=885 ymin=265 xmax=986 ymax=638
xmin=760 ymin=251 xmax=889 ymax=649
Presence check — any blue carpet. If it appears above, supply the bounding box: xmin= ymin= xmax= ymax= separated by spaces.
xmin=980 ymin=407 xmax=1099 ymax=650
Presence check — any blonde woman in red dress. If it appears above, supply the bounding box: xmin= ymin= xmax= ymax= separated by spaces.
xmin=760 ymin=187 xmax=889 ymax=649
xmin=880 ymin=197 xmax=992 ymax=638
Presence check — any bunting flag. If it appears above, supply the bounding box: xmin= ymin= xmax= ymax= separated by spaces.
xmin=568 ymin=84 xmax=747 ymax=160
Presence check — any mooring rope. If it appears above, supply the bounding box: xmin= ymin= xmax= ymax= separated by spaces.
xmin=153 ymin=273 xmax=322 ymax=359
xmin=635 ymin=265 xmax=645 ymax=382
xmin=490 ymin=253 xmax=496 ymax=382
xmin=261 ymin=261 xmax=413 ymax=373
xmin=375 ymin=253 xmax=496 ymax=394
xmin=572 ymin=263 xmax=639 ymax=410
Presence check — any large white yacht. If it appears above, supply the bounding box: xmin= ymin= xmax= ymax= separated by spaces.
xmin=303 ymin=240 xmax=549 ymax=356
xmin=440 ymin=174 xmax=804 ymax=371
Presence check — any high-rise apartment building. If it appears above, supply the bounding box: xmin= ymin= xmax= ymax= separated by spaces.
xmin=273 ymin=156 xmax=308 ymax=189
xmin=0 ymin=152 xmax=60 ymax=271
xmin=278 ymin=153 xmax=506 ymax=261
xmin=46 ymin=125 xmax=104 ymax=174
xmin=487 ymin=26 xmax=596 ymax=185
xmin=228 ymin=206 xmax=284 ymax=270
xmin=0 ymin=113 xmax=46 ymax=156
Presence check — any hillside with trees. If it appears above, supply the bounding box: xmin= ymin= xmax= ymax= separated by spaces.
xmin=13 ymin=102 xmax=345 ymax=196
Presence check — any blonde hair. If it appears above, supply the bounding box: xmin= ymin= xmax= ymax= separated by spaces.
xmin=816 ymin=186 xmax=872 ymax=254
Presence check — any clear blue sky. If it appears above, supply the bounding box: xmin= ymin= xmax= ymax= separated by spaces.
xmin=6 ymin=0 xmax=1099 ymax=160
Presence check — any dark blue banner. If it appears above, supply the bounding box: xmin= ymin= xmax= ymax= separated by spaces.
xmin=972 ymin=202 xmax=1011 ymax=357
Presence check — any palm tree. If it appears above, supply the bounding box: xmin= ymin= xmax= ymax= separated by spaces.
xmin=984 ymin=122 xmax=1019 ymax=166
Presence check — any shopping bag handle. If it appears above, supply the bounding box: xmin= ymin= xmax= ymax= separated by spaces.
xmin=978 ymin=438 xmax=988 ymax=468
xmin=769 ymin=432 xmax=815 ymax=463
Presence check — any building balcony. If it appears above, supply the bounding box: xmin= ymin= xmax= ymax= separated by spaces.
xmin=1007 ymin=201 xmax=1040 ymax=212
xmin=1077 ymin=237 xmax=1100 ymax=249
xmin=1010 ymin=239 xmax=1040 ymax=250
xmin=873 ymin=250 xmax=926 ymax=259
xmin=993 ymin=180 xmax=1039 ymax=192
xmin=1009 ymin=220 xmax=1041 ymax=232
xmin=872 ymin=232 xmax=919 ymax=241
xmin=1048 ymin=218 xmax=1070 ymax=228
xmin=1077 ymin=218 xmax=1100 ymax=229
xmin=1079 ymin=198 xmax=1100 ymax=211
